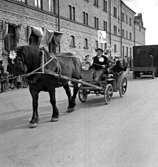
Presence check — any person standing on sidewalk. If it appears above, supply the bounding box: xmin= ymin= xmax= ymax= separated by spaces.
xmin=0 ymin=60 xmax=5 ymax=92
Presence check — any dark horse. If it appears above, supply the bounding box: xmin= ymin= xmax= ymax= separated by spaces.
xmin=12 ymin=45 xmax=81 ymax=127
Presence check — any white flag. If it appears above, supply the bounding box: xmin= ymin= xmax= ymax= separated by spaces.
xmin=98 ymin=30 xmax=107 ymax=43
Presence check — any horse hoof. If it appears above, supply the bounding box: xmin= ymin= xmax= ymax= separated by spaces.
xmin=67 ymin=108 xmax=74 ymax=113
xmin=51 ymin=117 xmax=59 ymax=122
xmin=29 ymin=123 xmax=38 ymax=128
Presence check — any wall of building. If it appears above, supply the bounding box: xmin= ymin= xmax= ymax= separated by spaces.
xmin=0 ymin=0 xmax=146 ymax=70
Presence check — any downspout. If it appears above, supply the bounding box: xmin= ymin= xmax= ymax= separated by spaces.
xmin=134 ymin=20 xmax=136 ymax=46
xmin=57 ymin=0 xmax=61 ymax=52
xmin=108 ymin=0 xmax=111 ymax=56
xmin=120 ymin=1 xmax=123 ymax=59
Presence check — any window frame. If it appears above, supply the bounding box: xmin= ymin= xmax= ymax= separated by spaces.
xmin=113 ymin=7 xmax=117 ymax=18
xmin=113 ymin=25 xmax=117 ymax=35
xmin=84 ymin=38 xmax=88 ymax=49
xmin=103 ymin=0 xmax=107 ymax=12
xmin=34 ymin=0 xmax=43 ymax=9
xmin=103 ymin=20 xmax=107 ymax=31
xmin=94 ymin=0 xmax=99 ymax=7
xmin=70 ymin=35 xmax=76 ymax=48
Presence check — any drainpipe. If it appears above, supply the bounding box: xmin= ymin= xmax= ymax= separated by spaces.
xmin=108 ymin=0 xmax=111 ymax=56
xmin=134 ymin=20 xmax=136 ymax=46
xmin=120 ymin=1 xmax=123 ymax=59
xmin=57 ymin=0 xmax=61 ymax=52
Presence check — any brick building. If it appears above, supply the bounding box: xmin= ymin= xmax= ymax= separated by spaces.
xmin=0 ymin=0 xmax=145 ymax=70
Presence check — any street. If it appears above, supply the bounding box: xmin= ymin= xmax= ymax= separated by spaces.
xmin=0 ymin=78 xmax=158 ymax=167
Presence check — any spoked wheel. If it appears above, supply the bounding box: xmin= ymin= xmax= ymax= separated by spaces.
xmin=119 ymin=77 xmax=127 ymax=97
xmin=78 ymin=88 xmax=88 ymax=103
xmin=104 ymin=84 xmax=113 ymax=105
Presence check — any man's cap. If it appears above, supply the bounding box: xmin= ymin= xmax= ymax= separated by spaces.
xmin=95 ymin=48 xmax=103 ymax=52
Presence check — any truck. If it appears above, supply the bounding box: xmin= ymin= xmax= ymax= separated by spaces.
xmin=133 ymin=45 xmax=158 ymax=79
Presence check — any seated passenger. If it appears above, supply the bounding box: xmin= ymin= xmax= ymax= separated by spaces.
xmin=110 ymin=60 xmax=127 ymax=74
xmin=91 ymin=48 xmax=109 ymax=81
xmin=81 ymin=54 xmax=92 ymax=71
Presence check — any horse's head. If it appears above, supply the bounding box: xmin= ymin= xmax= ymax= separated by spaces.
xmin=9 ymin=46 xmax=28 ymax=75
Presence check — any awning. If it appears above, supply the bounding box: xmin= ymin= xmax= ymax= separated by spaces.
xmin=27 ymin=26 xmax=44 ymax=42
xmin=42 ymin=29 xmax=63 ymax=46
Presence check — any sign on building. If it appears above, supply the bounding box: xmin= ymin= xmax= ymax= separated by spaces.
xmin=97 ymin=30 xmax=107 ymax=43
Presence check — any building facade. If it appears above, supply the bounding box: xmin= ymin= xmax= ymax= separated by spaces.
xmin=0 ymin=0 xmax=145 ymax=70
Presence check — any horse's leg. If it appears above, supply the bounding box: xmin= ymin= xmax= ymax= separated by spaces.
xmin=49 ymin=89 xmax=59 ymax=122
xmin=29 ymin=87 xmax=39 ymax=127
xmin=67 ymin=82 xmax=79 ymax=112
xmin=63 ymin=83 xmax=73 ymax=112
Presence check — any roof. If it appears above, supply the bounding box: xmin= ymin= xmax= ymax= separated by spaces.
xmin=121 ymin=0 xmax=136 ymax=14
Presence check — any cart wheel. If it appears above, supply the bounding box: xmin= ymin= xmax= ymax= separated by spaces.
xmin=119 ymin=77 xmax=127 ymax=97
xmin=78 ymin=89 xmax=87 ymax=103
xmin=104 ymin=84 xmax=113 ymax=105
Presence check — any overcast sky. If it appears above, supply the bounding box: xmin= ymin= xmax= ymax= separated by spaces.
xmin=123 ymin=0 xmax=158 ymax=45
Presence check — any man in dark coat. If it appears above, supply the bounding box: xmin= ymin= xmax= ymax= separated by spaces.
xmin=91 ymin=48 xmax=109 ymax=81
xmin=110 ymin=60 xmax=127 ymax=73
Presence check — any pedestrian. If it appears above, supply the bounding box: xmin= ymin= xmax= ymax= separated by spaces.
xmin=91 ymin=48 xmax=109 ymax=81
xmin=0 ymin=60 xmax=5 ymax=92
xmin=7 ymin=59 xmax=15 ymax=89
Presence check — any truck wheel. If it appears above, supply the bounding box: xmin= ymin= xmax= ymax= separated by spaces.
xmin=152 ymin=72 xmax=155 ymax=79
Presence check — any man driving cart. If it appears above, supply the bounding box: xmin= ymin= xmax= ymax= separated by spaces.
xmin=91 ymin=48 xmax=109 ymax=81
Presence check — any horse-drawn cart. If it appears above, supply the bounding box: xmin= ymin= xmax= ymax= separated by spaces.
xmin=78 ymin=69 xmax=127 ymax=104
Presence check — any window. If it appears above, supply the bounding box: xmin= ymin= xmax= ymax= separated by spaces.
xmin=94 ymin=0 xmax=99 ymax=7
xmin=103 ymin=21 xmax=107 ymax=31
xmin=126 ymin=47 xmax=128 ymax=57
xmin=70 ymin=35 xmax=75 ymax=48
xmin=48 ymin=0 xmax=52 ymax=11
xmin=96 ymin=40 xmax=98 ymax=49
xmin=122 ymin=29 xmax=124 ymax=38
xmin=94 ymin=17 xmax=99 ymax=29
xmin=69 ymin=5 xmax=75 ymax=21
xmin=83 ymin=12 xmax=88 ymax=25
xmin=129 ymin=17 xmax=132 ymax=26
xmin=114 ymin=44 xmax=117 ymax=53
xmin=129 ymin=32 xmax=132 ymax=40
xmin=130 ymin=48 xmax=132 ymax=58
xmin=126 ymin=15 xmax=128 ymax=24
xmin=49 ymin=0 xmax=58 ymax=14
xmin=113 ymin=25 xmax=117 ymax=35
xmin=121 ymin=12 xmax=125 ymax=22
xmin=16 ymin=0 xmax=27 ymax=3
xmin=104 ymin=43 xmax=107 ymax=50
xmin=122 ymin=46 xmax=124 ymax=57
xmin=113 ymin=7 xmax=117 ymax=18
xmin=4 ymin=24 xmax=17 ymax=52
xmin=84 ymin=38 xmax=88 ymax=49
xmin=130 ymin=48 xmax=132 ymax=67
xmin=126 ymin=30 xmax=128 ymax=39
xmin=35 ymin=0 xmax=43 ymax=9
xmin=103 ymin=0 xmax=107 ymax=12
